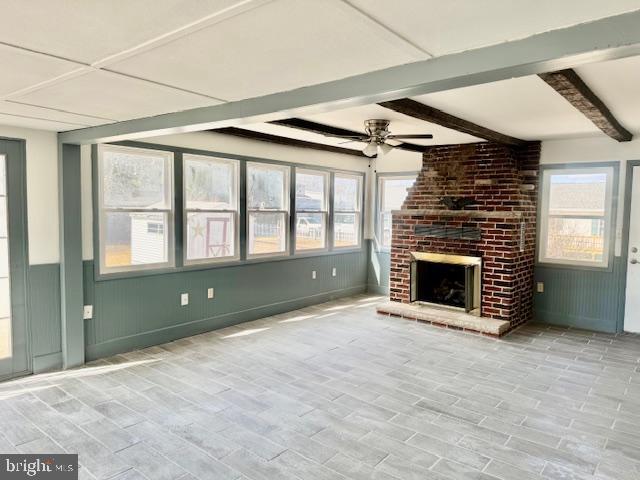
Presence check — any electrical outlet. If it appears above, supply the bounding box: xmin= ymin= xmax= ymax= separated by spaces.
xmin=83 ymin=305 xmax=93 ymax=320
xmin=207 ymin=288 xmax=214 ymax=299
xmin=332 ymin=267 xmax=337 ymax=277
xmin=312 ymin=270 xmax=316 ymax=280
xmin=181 ymin=293 xmax=189 ymax=306
xmin=537 ymin=282 xmax=544 ymax=293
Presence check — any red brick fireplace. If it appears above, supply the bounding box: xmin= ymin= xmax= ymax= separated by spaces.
xmin=379 ymin=141 xmax=540 ymax=335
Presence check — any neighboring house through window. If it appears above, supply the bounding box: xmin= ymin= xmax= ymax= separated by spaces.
xmin=98 ymin=145 xmax=174 ymax=274
xmin=539 ymin=166 xmax=615 ymax=268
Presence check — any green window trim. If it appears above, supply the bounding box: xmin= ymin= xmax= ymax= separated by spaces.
xmin=92 ymin=141 xmax=365 ymax=281
xmin=536 ymin=162 xmax=619 ymax=273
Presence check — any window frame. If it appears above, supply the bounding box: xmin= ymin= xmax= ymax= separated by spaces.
xmin=93 ymin=142 xmax=365 ymax=280
xmin=332 ymin=172 xmax=363 ymax=250
xmin=183 ymin=153 xmax=240 ymax=266
xmin=294 ymin=168 xmax=329 ymax=253
xmin=538 ymin=164 xmax=617 ymax=270
xmin=97 ymin=144 xmax=175 ymax=276
xmin=246 ymin=161 xmax=291 ymax=259
xmin=377 ymin=173 xmax=416 ymax=251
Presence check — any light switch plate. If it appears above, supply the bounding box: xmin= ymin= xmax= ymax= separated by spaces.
xmin=207 ymin=288 xmax=214 ymax=299
xmin=332 ymin=267 xmax=337 ymax=277
xmin=537 ymin=282 xmax=544 ymax=293
xmin=181 ymin=293 xmax=189 ymax=306
xmin=312 ymin=270 xmax=316 ymax=280
xmin=83 ymin=305 xmax=93 ymax=320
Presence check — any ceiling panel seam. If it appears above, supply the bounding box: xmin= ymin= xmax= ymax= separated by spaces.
xmin=0 ymin=111 xmax=92 ymax=128
xmin=90 ymin=0 xmax=276 ymax=69
xmin=4 ymin=100 xmax=117 ymax=122
xmin=0 ymin=0 xmax=271 ymax=105
xmin=337 ymin=0 xmax=433 ymax=59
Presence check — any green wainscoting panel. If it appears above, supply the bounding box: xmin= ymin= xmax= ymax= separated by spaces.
xmin=367 ymin=241 xmax=390 ymax=295
xmin=534 ymin=257 xmax=626 ymax=333
xmin=83 ymin=250 xmax=367 ymax=360
xmin=28 ymin=263 xmax=63 ymax=372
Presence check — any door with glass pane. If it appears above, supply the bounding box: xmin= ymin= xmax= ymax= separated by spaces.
xmin=0 ymin=139 xmax=29 ymax=379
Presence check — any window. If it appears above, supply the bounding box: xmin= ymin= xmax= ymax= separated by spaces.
xmin=539 ymin=166 xmax=614 ymax=268
xmin=295 ymin=169 xmax=328 ymax=251
xmin=0 ymin=154 xmax=10 ymax=359
xmin=98 ymin=145 xmax=174 ymax=274
xmin=247 ymin=162 xmax=290 ymax=257
xmin=147 ymin=222 xmax=164 ymax=235
xmin=378 ymin=175 xmax=415 ymax=248
xmin=333 ymin=173 xmax=362 ymax=248
xmin=184 ymin=154 xmax=239 ymax=264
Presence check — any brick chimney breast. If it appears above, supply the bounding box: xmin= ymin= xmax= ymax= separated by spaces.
xmin=389 ymin=141 xmax=541 ymax=329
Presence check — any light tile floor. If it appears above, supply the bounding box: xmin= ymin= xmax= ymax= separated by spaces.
xmin=1 ymin=294 xmax=640 ymax=480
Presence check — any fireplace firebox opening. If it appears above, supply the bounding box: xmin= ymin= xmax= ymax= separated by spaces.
xmin=410 ymin=252 xmax=481 ymax=314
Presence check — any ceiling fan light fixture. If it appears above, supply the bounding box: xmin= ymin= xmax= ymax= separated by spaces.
xmin=363 ymin=141 xmax=378 ymax=157
xmin=379 ymin=142 xmax=393 ymax=155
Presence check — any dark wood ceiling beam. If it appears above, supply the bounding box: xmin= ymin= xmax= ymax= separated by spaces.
xmin=538 ymin=69 xmax=632 ymax=142
xmin=211 ymin=127 xmax=370 ymax=157
xmin=271 ymin=118 xmax=361 ymax=139
xmin=270 ymin=118 xmax=426 ymax=153
xmin=378 ymin=98 xmax=527 ymax=147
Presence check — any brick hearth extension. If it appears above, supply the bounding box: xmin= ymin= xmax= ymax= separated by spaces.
xmin=377 ymin=141 xmax=540 ymax=336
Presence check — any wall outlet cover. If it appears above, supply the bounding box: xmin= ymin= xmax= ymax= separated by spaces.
xmin=207 ymin=288 xmax=214 ymax=299
xmin=537 ymin=282 xmax=544 ymax=293
xmin=83 ymin=305 xmax=93 ymax=320
xmin=181 ymin=293 xmax=189 ymax=306
xmin=312 ymin=270 xmax=316 ymax=279
xmin=332 ymin=267 xmax=337 ymax=277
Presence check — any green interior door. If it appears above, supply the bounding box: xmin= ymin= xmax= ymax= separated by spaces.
xmin=0 ymin=139 xmax=29 ymax=380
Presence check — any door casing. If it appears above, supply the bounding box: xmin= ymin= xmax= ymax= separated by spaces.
xmin=0 ymin=138 xmax=30 ymax=380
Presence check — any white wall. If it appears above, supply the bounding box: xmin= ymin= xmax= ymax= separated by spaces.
xmin=375 ymin=148 xmax=422 ymax=173
xmin=0 ymin=125 xmax=59 ymax=265
xmin=81 ymin=131 xmax=374 ymax=260
xmin=541 ymin=136 xmax=640 ymax=256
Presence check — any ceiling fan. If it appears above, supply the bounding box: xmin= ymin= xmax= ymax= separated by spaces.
xmin=323 ymin=119 xmax=433 ymax=157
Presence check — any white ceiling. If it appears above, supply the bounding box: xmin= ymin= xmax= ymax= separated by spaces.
xmin=108 ymin=0 xmax=425 ymax=101
xmin=13 ymin=70 xmax=219 ymax=121
xmin=412 ymin=76 xmax=603 ymax=141
xmin=345 ymin=0 xmax=640 ymax=56
xmin=0 ymin=0 xmax=638 ymax=136
xmin=0 ymin=0 xmax=246 ymax=63
xmin=576 ymin=55 xmax=640 ymax=135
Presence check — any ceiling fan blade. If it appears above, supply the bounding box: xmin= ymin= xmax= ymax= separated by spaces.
xmin=321 ymin=133 xmax=370 ymax=140
xmin=387 ymin=134 xmax=433 ymax=139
